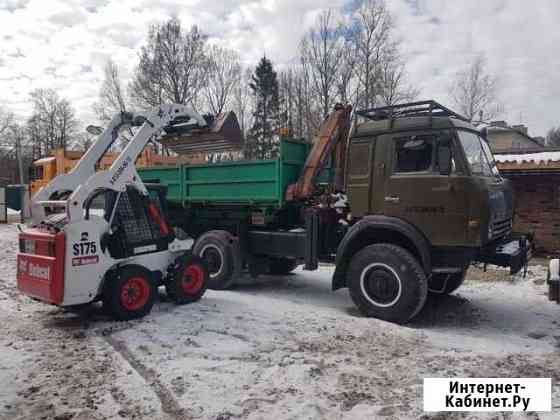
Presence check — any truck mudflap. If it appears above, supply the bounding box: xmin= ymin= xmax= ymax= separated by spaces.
xmin=547 ymin=259 xmax=560 ymax=304
xmin=475 ymin=234 xmax=531 ymax=275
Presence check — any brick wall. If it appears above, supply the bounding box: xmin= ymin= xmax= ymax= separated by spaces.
xmin=507 ymin=175 xmax=560 ymax=254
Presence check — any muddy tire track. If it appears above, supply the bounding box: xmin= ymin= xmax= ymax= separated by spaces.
xmin=104 ymin=335 xmax=190 ymax=420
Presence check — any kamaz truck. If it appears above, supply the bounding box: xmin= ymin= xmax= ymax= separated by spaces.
xmin=136 ymin=101 xmax=531 ymax=324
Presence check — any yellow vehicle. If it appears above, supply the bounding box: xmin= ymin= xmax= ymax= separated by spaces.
xmin=29 ymin=147 xmax=178 ymax=195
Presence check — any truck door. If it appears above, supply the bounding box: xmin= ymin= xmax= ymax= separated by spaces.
xmin=346 ymin=138 xmax=375 ymax=217
xmin=381 ymin=130 xmax=468 ymax=246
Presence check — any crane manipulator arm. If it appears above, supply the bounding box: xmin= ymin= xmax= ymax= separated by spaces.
xmin=285 ymin=104 xmax=353 ymax=202
xmin=31 ymin=104 xmax=208 ymax=225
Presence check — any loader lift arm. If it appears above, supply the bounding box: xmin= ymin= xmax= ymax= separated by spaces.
xmin=31 ymin=104 xmax=208 ymax=225
xmin=285 ymin=104 xmax=353 ymax=201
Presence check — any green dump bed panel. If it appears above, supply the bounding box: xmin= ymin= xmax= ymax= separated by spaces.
xmin=137 ymin=166 xmax=183 ymax=202
xmin=137 ymin=139 xmax=309 ymax=207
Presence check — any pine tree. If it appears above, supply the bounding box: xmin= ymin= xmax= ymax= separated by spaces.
xmin=245 ymin=57 xmax=281 ymax=160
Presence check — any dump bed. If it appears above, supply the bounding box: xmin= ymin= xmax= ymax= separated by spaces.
xmin=138 ymin=139 xmax=310 ymax=208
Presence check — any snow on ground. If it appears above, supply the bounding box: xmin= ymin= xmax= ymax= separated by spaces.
xmin=0 ymin=223 xmax=559 ymax=419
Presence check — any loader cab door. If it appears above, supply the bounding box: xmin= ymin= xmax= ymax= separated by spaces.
xmin=381 ymin=130 xmax=469 ymax=246
xmin=105 ymin=186 xmax=173 ymax=259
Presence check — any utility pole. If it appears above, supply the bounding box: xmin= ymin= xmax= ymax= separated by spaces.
xmin=15 ymin=129 xmax=24 ymax=185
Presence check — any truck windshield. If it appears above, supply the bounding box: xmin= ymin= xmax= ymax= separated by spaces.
xmin=458 ymin=131 xmax=500 ymax=178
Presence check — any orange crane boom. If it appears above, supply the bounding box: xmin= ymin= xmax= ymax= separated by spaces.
xmin=285 ymin=104 xmax=353 ymax=201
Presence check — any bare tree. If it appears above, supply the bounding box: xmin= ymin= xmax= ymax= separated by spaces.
xmin=449 ymin=54 xmax=500 ymax=122
xmin=130 ymin=18 xmax=207 ymax=109
xmin=546 ymin=127 xmax=560 ymax=147
xmin=377 ymin=50 xmax=419 ymax=105
xmin=300 ymin=10 xmax=345 ymax=119
xmin=204 ymin=45 xmax=241 ymax=115
xmin=232 ymin=68 xmax=253 ymax=137
xmin=336 ymin=36 xmax=357 ymax=105
xmin=0 ymin=106 xmax=13 ymax=138
xmin=94 ymin=59 xmax=129 ymax=121
xmin=27 ymin=89 xmax=78 ymax=155
xmin=351 ymin=0 xmax=393 ymax=110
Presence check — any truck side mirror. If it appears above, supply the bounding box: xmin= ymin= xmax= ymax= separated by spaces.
xmin=438 ymin=144 xmax=452 ymax=175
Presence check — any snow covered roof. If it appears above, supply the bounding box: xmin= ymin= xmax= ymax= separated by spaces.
xmin=32 ymin=156 xmax=55 ymax=165
xmin=495 ymin=151 xmax=560 ymax=164
xmin=495 ymin=150 xmax=560 ymax=173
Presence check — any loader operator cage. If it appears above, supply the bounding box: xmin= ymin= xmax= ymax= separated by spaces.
xmin=85 ymin=185 xmax=172 ymax=259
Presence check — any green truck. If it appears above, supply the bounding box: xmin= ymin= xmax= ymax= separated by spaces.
xmin=138 ymin=101 xmax=530 ymax=324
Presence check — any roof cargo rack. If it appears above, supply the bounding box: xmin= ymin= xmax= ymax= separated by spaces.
xmin=356 ymin=100 xmax=469 ymax=125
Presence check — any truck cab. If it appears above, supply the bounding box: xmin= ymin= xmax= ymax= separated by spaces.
xmin=347 ymin=115 xmax=513 ymax=247
xmin=335 ymin=102 xmax=530 ymax=299
xmin=322 ymin=101 xmax=530 ymax=322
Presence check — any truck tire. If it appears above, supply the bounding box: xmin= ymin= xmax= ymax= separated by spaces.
xmin=166 ymin=254 xmax=208 ymax=304
xmin=192 ymin=230 xmax=237 ymax=290
xmin=347 ymin=244 xmax=428 ymax=324
xmin=430 ymin=269 xmax=467 ymax=295
xmin=103 ymin=266 xmax=156 ymax=321
xmin=268 ymin=257 xmax=298 ymax=275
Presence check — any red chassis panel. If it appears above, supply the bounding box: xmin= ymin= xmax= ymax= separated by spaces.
xmin=17 ymin=230 xmax=65 ymax=305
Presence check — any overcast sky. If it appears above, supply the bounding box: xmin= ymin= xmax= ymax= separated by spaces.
xmin=1 ymin=0 xmax=559 ymax=137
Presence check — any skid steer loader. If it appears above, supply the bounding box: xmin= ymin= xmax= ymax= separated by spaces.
xmin=17 ymin=104 xmax=241 ymax=320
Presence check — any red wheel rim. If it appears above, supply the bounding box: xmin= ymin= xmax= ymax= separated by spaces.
xmin=120 ymin=277 xmax=150 ymax=311
xmin=182 ymin=264 xmax=204 ymax=295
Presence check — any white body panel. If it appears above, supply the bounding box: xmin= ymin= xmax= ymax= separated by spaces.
xmin=26 ymin=104 xmax=204 ymax=306
xmin=61 ymin=216 xmax=193 ymax=305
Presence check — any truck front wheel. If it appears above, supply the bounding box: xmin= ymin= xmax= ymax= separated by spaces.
xmin=347 ymin=244 xmax=428 ymax=324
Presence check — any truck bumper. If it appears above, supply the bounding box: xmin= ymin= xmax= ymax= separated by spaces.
xmin=475 ymin=234 xmax=532 ymax=275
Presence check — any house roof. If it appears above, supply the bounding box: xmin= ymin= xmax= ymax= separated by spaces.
xmin=486 ymin=124 xmax=544 ymax=147
xmin=495 ymin=148 xmax=560 ymax=174
xmin=32 ymin=156 xmax=56 ymax=166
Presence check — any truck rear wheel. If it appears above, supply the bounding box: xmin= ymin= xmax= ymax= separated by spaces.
xmin=268 ymin=257 xmax=298 ymax=275
xmin=193 ymin=231 xmax=236 ymax=290
xmin=166 ymin=254 xmax=208 ymax=304
xmin=104 ymin=266 xmax=156 ymax=321
xmin=347 ymin=244 xmax=428 ymax=324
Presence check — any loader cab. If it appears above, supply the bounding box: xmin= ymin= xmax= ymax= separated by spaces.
xmin=84 ymin=185 xmax=173 ymax=260
xmin=347 ymin=101 xmax=513 ymax=250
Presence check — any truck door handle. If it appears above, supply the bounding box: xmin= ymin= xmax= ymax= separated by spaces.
xmin=384 ymin=196 xmax=400 ymax=203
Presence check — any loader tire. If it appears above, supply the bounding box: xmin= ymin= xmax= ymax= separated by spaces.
xmin=104 ymin=266 xmax=156 ymax=321
xmin=347 ymin=244 xmax=428 ymax=324
xmin=192 ymin=231 xmax=237 ymax=290
xmin=268 ymin=258 xmax=298 ymax=275
xmin=166 ymin=254 xmax=208 ymax=304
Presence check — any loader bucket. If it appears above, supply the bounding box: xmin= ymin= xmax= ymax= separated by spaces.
xmin=160 ymin=111 xmax=243 ymax=155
